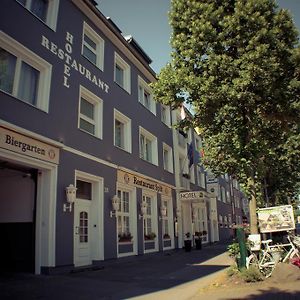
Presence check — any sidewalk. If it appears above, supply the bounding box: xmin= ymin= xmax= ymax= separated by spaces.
xmin=129 ymin=250 xmax=232 ymax=300
xmin=0 ymin=242 xmax=232 ymax=300
xmin=3 ymin=242 xmax=299 ymax=300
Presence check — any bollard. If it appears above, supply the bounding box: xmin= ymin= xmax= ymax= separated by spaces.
xmin=236 ymin=227 xmax=247 ymax=269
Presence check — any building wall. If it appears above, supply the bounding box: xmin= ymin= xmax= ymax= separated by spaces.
xmin=0 ymin=0 xmax=176 ymax=274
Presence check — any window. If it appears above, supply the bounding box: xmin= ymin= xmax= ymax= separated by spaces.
xmin=161 ymin=105 xmax=171 ymax=127
xmin=143 ymin=194 xmax=157 ymax=240
xmin=16 ymin=0 xmax=59 ymax=30
xmin=226 ymin=190 xmax=231 ymax=203
xmin=221 ymin=187 xmax=226 ymax=203
xmin=163 ymin=143 xmax=173 ymax=173
xmin=219 ymin=215 xmax=223 ymax=227
xmin=161 ymin=198 xmax=170 ymax=239
xmin=114 ymin=52 xmax=130 ymax=93
xmin=76 ymin=180 xmax=92 ymax=200
xmin=79 ymin=212 xmax=88 ymax=243
xmin=117 ymin=190 xmax=130 ymax=238
xmin=82 ymin=22 xmax=104 ymax=70
xmin=197 ymin=167 xmax=206 ymax=188
xmin=0 ymin=31 xmax=51 ymax=112
xmin=138 ymin=76 xmax=156 ymax=114
xmin=78 ymin=86 xmax=103 ymax=138
xmin=139 ymin=127 xmax=158 ymax=165
xmin=114 ymin=109 xmax=132 ymax=153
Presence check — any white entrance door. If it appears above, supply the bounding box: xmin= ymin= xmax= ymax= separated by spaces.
xmin=74 ymin=200 xmax=91 ymax=267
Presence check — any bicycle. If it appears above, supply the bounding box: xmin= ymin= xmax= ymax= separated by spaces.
xmin=246 ymin=234 xmax=300 ymax=278
xmin=246 ymin=239 xmax=276 ymax=278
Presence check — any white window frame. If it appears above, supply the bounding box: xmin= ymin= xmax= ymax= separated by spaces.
xmin=78 ymin=86 xmax=103 ymax=139
xmin=219 ymin=215 xmax=223 ymax=227
xmin=16 ymin=0 xmax=59 ymax=31
xmin=114 ymin=52 xmax=131 ymax=93
xmin=114 ymin=109 xmax=132 ymax=153
xmin=143 ymin=190 xmax=158 ymax=253
xmin=221 ymin=186 xmax=226 ymax=203
xmin=116 ymin=183 xmax=137 ymax=257
xmin=197 ymin=166 xmax=206 ymax=189
xmin=138 ymin=76 xmax=156 ymax=115
xmin=82 ymin=22 xmax=104 ymax=70
xmin=163 ymin=143 xmax=173 ymax=173
xmin=161 ymin=196 xmax=174 ymax=250
xmin=0 ymin=31 xmax=51 ymax=112
xmin=139 ymin=127 xmax=158 ymax=165
xmin=161 ymin=104 xmax=171 ymax=127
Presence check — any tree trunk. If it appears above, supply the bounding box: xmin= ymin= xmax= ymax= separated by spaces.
xmin=248 ymin=177 xmax=259 ymax=234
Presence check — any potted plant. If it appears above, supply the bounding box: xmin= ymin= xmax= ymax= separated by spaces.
xmin=163 ymin=233 xmax=171 ymax=239
xmin=184 ymin=232 xmax=192 ymax=252
xmin=194 ymin=231 xmax=202 ymax=250
xmin=144 ymin=232 xmax=157 ymax=240
xmin=118 ymin=232 xmax=133 ymax=243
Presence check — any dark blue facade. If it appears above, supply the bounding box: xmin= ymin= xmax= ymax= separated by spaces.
xmin=0 ymin=0 xmax=176 ymax=274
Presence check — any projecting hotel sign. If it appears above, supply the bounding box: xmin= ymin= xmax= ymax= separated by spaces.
xmin=0 ymin=127 xmax=59 ymax=164
xmin=179 ymin=191 xmax=205 ymax=202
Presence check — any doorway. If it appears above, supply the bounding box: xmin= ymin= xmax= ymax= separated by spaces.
xmin=0 ymin=161 xmax=37 ymax=272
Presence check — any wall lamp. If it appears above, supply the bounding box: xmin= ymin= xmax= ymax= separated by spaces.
xmin=63 ymin=184 xmax=77 ymax=212
xmin=139 ymin=201 xmax=148 ymax=219
xmin=110 ymin=195 xmax=120 ymax=217
xmin=159 ymin=205 xmax=167 ymax=221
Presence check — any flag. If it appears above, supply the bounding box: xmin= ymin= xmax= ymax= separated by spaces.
xmin=180 ymin=105 xmax=186 ymax=120
xmin=199 ymin=148 xmax=205 ymax=158
xmin=194 ymin=149 xmax=200 ymax=165
xmin=187 ymin=142 xmax=194 ymax=168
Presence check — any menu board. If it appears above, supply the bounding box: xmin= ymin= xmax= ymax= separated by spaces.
xmin=257 ymin=205 xmax=295 ymax=233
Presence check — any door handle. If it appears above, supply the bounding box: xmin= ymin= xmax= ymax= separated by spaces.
xmin=75 ymin=226 xmax=79 ymax=234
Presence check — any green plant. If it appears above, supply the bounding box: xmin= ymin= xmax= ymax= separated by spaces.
xmin=185 ymin=232 xmax=191 ymax=239
xmin=194 ymin=231 xmax=202 ymax=239
xmin=226 ymin=265 xmax=239 ymax=277
xmin=163 ymin=233 xmax=170 ymax=239
xmin=227 ymin=242 xmax=240 ymax=259
xmin=144 ymin=232 xmax=156 ymax=240
xmin=239 ymin=266 xmax=264 ymax=282
xmin=118 ymin=232 xmax=132 ymax=242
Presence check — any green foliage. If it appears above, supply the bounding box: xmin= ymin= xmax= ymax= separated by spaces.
xmin=152 ymin=0 xmax=300 ymax=231
xmin=239 ymin=266 xmax=264 ymax=282
xmin=227 ymin=242 xmax=240 ymax=258
xmin=227 ymin=265 xmax=239 ymax=277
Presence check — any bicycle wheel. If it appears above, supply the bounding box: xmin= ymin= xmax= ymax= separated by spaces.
xmin=246 ymin=253 xmax=259 ymax=269
xmin=260 ymin=252 xmax=276 ymax=278
xmin=289 ymin=249 xmax=300 ymax=261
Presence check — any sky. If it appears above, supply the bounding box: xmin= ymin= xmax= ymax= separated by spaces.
xmin=98 ymin=0 xmax=300 ymax=74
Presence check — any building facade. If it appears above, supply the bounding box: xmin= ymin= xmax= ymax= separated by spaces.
xmin=0 ymin=0 xmax=246 ymax=275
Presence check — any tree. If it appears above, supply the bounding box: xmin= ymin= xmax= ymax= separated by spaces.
xmin=152 ymin=0 xmax=300 ymax=233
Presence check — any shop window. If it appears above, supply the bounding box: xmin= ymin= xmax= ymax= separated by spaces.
xmin=117 ymin=190 xmax=130 ymax=239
